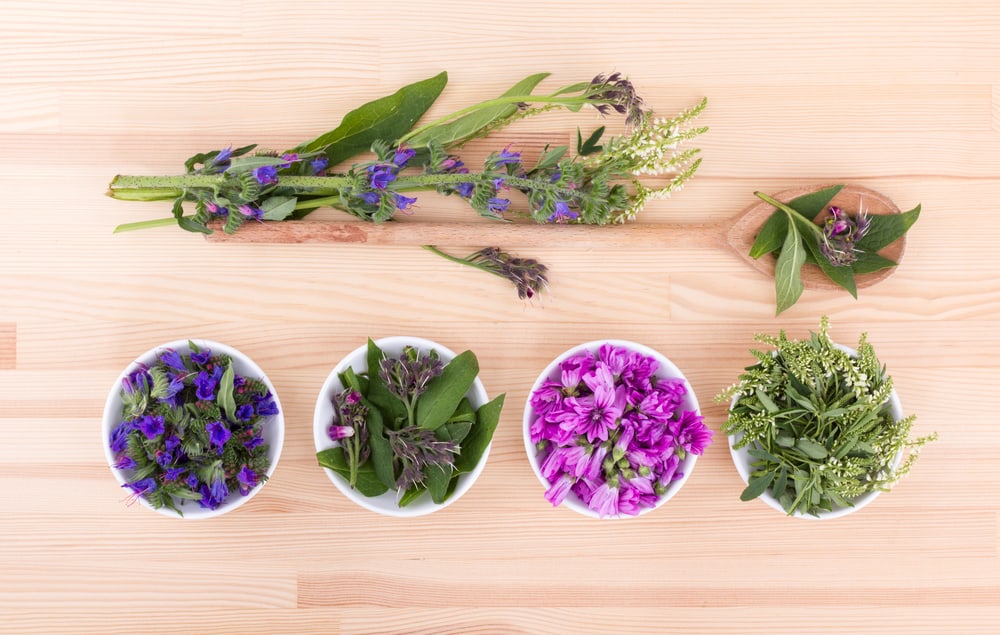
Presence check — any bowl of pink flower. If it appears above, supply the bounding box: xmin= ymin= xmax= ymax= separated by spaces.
xmin=523 ymin=340 xmax=711 ymax=519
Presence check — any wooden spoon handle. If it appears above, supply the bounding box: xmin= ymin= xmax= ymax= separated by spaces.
xmin=204 ymin=219 xmax=730 ymax=249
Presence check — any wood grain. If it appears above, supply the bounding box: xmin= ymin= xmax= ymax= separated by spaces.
xmin=2 ymin=1 xmax=1000 ymax=634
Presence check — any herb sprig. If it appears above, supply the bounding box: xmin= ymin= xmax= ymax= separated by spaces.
xmin=317 ymin=339 xmax=504 ymax=507
xmin=109 ymin=71 xmax=707 ymax=299
xmin=750 ymin=185 xmax=921 ymax=314
xmin=718 ymin=318 xmax=935 ymax=517
xmin=107 ymin=342 xmax=279 ymax=516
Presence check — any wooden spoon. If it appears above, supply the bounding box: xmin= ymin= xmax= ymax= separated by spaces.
xmin=205 ymin=184 xmax=906 ymax=290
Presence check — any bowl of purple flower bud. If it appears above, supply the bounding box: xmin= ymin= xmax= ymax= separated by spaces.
xmin=102 ymin=339 xmax=284 ymax=518
xmin=314 ymin=336 xmax=504 ymax=517
xmin=523 ymin=340 xmax=712 ymax=519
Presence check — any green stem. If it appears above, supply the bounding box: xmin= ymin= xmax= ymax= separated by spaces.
xmin=422 ymin=245 xmax=489 ymax=275
xmin=396 ymin=94 xmax=590 ymax=146
xmin=754 ymin=191 xmax=824 ymax=238
xmin=113 ymin=217 xmax=180 ymax=233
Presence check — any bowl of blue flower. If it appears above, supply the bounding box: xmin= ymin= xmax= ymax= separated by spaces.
xmin=313 ymin=336 xmax=504 ymax=517
xmin=102 ymin=339 xmax=284 ymax=518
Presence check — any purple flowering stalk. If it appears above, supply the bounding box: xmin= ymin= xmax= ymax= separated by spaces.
xmin=528 ymin=343 xmax=712 ymax=518
xmin=108 ymin=342 xmax=277 ymax=516
xmin=108 ymin=71 xmax=706 ymax=299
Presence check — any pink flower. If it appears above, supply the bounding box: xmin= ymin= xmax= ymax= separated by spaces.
xmin=671 ymin=410 xmax=713 ymax=455
xmin=544 ymin=475 xmax=574 ymax=507
xmin=588 ymin=482 xmax=620 ymax=518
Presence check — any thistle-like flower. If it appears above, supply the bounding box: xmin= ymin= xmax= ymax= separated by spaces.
xmin=385 ymin=425 xmax=458 ymax=490
xmin=444 ymin=247 xmax=550 ymax=300
xmin=588 ymin=72 xmax=646 ymax=127
xmin=379 ymin=347 xmax=444 ymax=403
xmin=819 ymin=205 xmax=871 ymax=266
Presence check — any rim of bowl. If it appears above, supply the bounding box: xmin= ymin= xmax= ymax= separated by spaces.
xmin=522 ymin=339 xmax=702 ymax=519
xmin=101 ymin=339 xmax=285 ymax=519
xmin=313 ymin=336 xmax=491 ymax=517
xmin=726 ymin=342 xmax=904 ymax=520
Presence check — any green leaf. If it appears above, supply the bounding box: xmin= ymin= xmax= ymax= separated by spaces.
xmin=774 ymin=217 xmax=806 ymax=314
xmin=398 ymin=485 xmax=426 ymax=507
xmin=788 ymin=213 xmax=858 ymax=298
xmin=795 ymin=438 xmax=829 ymax=460
xmin=296 ymin=71 xmax=448 ymax=164
xmin=177 ymin=215 xmax=213 ymax=235
xmin=261 ymin=196 xmax=298 ymax=221
xmin=740 ymin=471 xmax=775 ymax=501
xmin=217 ymin=362 xmax=236 ymax=421
xmin=416 ymin=350 xmax=480 ymax=431
xmin=426 ymin=464 xmax=453 ymax=504
xmin=754 ymin=388 xmax=779 ymax=414
xmin=851 ymin=251 xmax=898 ymax=275
xmin=856 ymin=204 xmax=921 ymax=252
xmin=454 ymin=393 xmax=505 ymax=474
xmin=316 ymin=447 xmax=389 ymax=497
xmin=361 ymin=397 xmax=396 ymax=490
xmin=365 ymin=339 xmax=407 ymax=429
xmin=577 ymin=126 xmax=605 ymax=156
xmin=749 ymin=211 xmax=787 ymax=259
xmin=407 ymin=72 xmax=550 ymax=148
xmin=787 ymin=185 xmax=844 ymax=219
xmin=534 ymin=145 xmax=567 ymax=171
xmin=442 ymin=420 xmax=473 ymax=444
xmin=228 ymin=156 xmax=289 ymax=172
xmin=772 ymin=466 xmax=789 ymax=500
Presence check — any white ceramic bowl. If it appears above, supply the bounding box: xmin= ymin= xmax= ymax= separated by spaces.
xmin=726 ymin=344 xmax=904 ymax=520
xmin=522 ymin=339 xmax=703 ymax=519
xmin=313 ymin=336 xmax=491 ymax=517
xmin=102 ymin=339 xmax=284 ymax=519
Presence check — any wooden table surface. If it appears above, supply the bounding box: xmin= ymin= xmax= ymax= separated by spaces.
xmin=2 ymin=2 xmax=998 ymax=633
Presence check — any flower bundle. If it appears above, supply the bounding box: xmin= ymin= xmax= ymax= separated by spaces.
xmin=316 ymin=339 xmax=504 ymax=508
xmin=528 ymin=343 xmax=712 ymax=518
xmin=109 ymin=71 xmax=707 ymax=299
xmin=107 ymin=343 xmax=279 ymax=515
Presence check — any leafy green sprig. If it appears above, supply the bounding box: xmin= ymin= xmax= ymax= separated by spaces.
xmin=317 ymin=340 xmax=505 ymax=507
xmin=749 ymin=185 xmax=921 ymax=314
xmin=717 ymin=317 xmax=935 ymax=517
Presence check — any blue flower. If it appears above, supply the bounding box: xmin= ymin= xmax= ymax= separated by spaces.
xmin=356 ymin=191 xmax=380 ymax=206
xmin=159 ymin=372 xmax=185 ymax=405
xmin=159 ymin=349 xmax=186 ymax=371
xmin=492 ymin=147 xmax=521 ymax=167
xmin=455 ymin=182 xmax=474 ymax=198
xmin=244 ymin=431 xmax=264 ymax=450
xmin=155 ymin=450 xmax=174 ymax=467
xmin=487 ymin=197 xmax=510 ymax=215
xmin=238 ymin=204 xmax=264 ymax=221
xmin=210 ymin=147 xmax=232 ymax=172
xmin=206 ymin=421 xmax=231 ymax=452
xmin=252 ymin=165 xmax=279 ymax=185
xmin=394 ymin=193 xmax=417 ymax=212
xmin=109 ymin=420 xmax=134 ymax=453
xmin=279 ymin=153 xmax=298 ymax=168
xmin=368 ymin=164 xmax=396 ymax=190
xmin=205 ymin=201 xmax=229 ymax=217
xmin=124 ymin=477 xmax=157 ymax=496
xmin=392 ymin=147 xmax=416 ymax=168
xmin=114 ymin=455 xmax=136 ymax=470
xmin=190 ymin=349 xmax=212 ymax=365
xmin=236 ymin=403 xmax=255 ymax=421
xmin=198 ymin=480 xmax=227 ymax=510
xmin=123 ymin=368 xmax=150 ymax=396
xmin=237 ymin=465 xmax=259 ymax=496
xmin=186 ymin=473 xmax=200 ymax=489
xmin=194 ymin=368 xmax=221 ymax=401
xmin=310 ymin=156 xmax=329 ymax=174
xmin=164 ymin=433 xmax=181 ymax=452
xmin=547 ymin=200 xmax=579 ymax=223
xmin=256 ymin=394 xmax=280 ymax=416
xmin=164 ymin=466 xmax=186 ymax=481
xmin=137 ymin=415 xmax=165 ymax=440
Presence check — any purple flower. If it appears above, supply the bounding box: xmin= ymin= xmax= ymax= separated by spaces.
xmin=122 ymin=368 xmax=150 ymax=396
xmin=186 ymin=473 xmax=200 ymax=489
xmin=137 ymin=415 xmax=165 ymax=440
xmin=392 ymin=147 xmax=416 ymax=167
xmin=114 ymin=455 xmax=136 ymax=470
xmin=237 ymin=465 xmax=259 ymax=496
xmin=588 ymin=482 xmax=621 ymax=518
xmin=310 ymin=156 xmax=329 ymax=174
xmin=159 ymin=349 xmax=186 ymax=371
xmin=328 ymin=424 xmax=355 ymax=441
xmin=206 ymin=421 xmax=231 ymax=451
xmin=368 ymin=164 xmax=396 ymax=190
xmin=256 ymin=393 xmax=280 ymax=416
xmin=236 ymin=403 xmax=254 ymax=421
xmin=819 ymin=205 xmax=871 ymax=267
xmin=394 ymin=193 xmax=417 ymax=212
xmin=190 ymin=349 xmax=212 ymax=365
xmin=159 ymin=372 xmax=185 ymax=405
xmin=164 ymin=466 xmax=186 ymax=481
xmin=205 ymin=201 xmax=229 ymax=217
xmin=155 ymin=450 xmax=174 ymax=467
xmin=547 ymin=200 xmax=579 ymax=223
xmin=124 ymin=477 xmax=157 ymax=497
xmin=199 ymin=477 xmax=228 ymax=510
xmin=244 ymin=431 xmax=265 ymax=450
xmin=238 ymin=204 xmax=264 ymax=221
xmin=109 ymin=420 xmax=134 ymax=453
xmin=194 ymin=367 xmax=220 ymax=401
xmin=279 ymin=153 xmax=299 ymax=168
xmin=252 ymin=165 xmax=279 ymax=185
xmin=671 ymin=410 xmax=712 ymax=455
xmin=560 ymin=352 xmax=594 ymax=392
xmin=492 ymin=147 xmax=521 ymax=167
xmin=356 ymin=191 xmax=380 ymax=205
xmin=487 ymin=197 xmax=510 ymax=215
xmin=544 ymin=474 xmax=574 ymax=507
xmin=455 ymin=182 xmax=474 ymax=198
xmin=560 ymin=378 xmax=625 ymax=443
